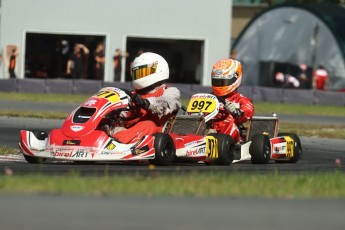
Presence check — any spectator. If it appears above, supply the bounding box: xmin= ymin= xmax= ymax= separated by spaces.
xmin=124 ymin=48 xmax=145 ymax=81
xmin=113 ymin=48 xmax=129 ymax=81
xmin=8 ymin=48 xmax=19 ymax=78
xmin=275 ymin=72 xmax=300 ymax=88
xmin=66 ymin=43 xmax=89 ymax=79
xmin=230 ymin=49 xmax=238 ymax=59
xmin=297 ymin=64 xmax=309 ymax=89
xmin=312 ymin=65 xmax=329 ymax=90
xmin=94 ymin=43 xmax=105 ymax=80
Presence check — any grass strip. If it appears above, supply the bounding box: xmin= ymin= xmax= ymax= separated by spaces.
xmin=1 ymin=92 xmax=345 ymax=117
xmin=0 ymin=146 xmax=18 ymax=155
xmin=0 ymin=110 xmax=67 ymax=119
xmin=0 ymin=92 xmax=88 ymax=103
xmin=0 ymin=172 xmax=344 ymax=198
xmin=253 ymin=102 xmax=345 ymax=117
xmin=279 ymin=123 xmax=345 ymax=139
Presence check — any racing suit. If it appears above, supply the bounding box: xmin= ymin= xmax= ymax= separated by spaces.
xmin=210 ymin=91 xmax=254 ymax=143
xmin=113 ymin=84 xmax=181 ymax=143
xmin=313 ymin=68 xmax=329 ymax=90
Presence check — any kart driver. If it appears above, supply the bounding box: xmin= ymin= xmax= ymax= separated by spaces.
xmin=111 ymin=52 xmax=181 ymax=144
xmin=209 ymin=58 xmax=254 ymax=143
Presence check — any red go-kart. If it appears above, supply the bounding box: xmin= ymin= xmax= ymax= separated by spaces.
xmin=19 ymin=87 xmax=301 ymax=165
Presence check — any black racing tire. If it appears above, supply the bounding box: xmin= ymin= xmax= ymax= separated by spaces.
xmin=275 ymin=133 xmax=302 ymax=163
xmin=205 ymin=133 xmax=235 ymax=165
xmin=250 ymin=134 xmax=271 ymax=164
xmin=23 ymin=130 xmax=48 ymax=164
xmin=150 ymin=133 xmax=176 ymax=166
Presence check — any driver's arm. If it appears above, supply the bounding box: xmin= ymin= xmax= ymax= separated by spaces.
xmin=237 ymin=97 xmax=254 ymax=123
xmin=146 ymin=87 xmax=181 ymax=117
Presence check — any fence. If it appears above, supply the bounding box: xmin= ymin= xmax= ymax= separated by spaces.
xmin=0 ymin=79 xmax=344 ymax=106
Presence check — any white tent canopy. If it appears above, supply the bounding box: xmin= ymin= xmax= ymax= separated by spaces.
xmin=234 ymin=3 xmax=345 ymax=90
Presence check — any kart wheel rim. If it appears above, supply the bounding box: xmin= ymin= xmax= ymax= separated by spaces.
xmin=164 ymin=142 xmax=174 ymax=158
xmin=264 ymin=144 xmax=270 ymax=159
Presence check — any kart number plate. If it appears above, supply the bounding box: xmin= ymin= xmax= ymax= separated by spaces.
xmin=187 ymin=98 xmax=216 ymax=113
xmin=96 ymin=91 xmax=120 ymax=103
xmin=285 ymin=136 xmax=294 ymax=158
xmin=206 ymin=136 xmax=218 ymax=159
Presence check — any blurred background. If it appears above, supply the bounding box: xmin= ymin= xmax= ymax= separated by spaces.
xmin=0 ymin=0 xmax=345 ymax=92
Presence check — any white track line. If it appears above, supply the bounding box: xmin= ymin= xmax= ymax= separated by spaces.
xmin=0 ymin=154 xmax=25 ymax=162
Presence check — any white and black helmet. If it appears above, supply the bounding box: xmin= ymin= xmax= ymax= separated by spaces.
xmin=131 ymin=52 xmax=169 ymax=90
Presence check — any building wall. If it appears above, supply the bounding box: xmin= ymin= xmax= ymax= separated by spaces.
xmin=0 ymin=0 xmax=231 ymax=86
xmin=232 ymin=5 xmax=267 ymax=41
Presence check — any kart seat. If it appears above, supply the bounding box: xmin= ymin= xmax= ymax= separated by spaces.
xmin=164 ymin=114 xmax=207 ymax=135
xmin=246 ymin=115 xmax=278 ymax=141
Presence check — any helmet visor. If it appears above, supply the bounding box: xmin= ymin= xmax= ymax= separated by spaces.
xmin=212 ymin=76 xmax=238 ymax=87
xmin=212 ymin=71 xmax=239 ymax=87
xmin=131 ymin=61 xmax=158 ymax=80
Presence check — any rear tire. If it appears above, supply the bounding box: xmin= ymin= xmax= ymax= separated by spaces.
xmin=275 ymin=133 xmax=302 ymax=163
xmin=150 ymin=133 xmax=176 ymax=166
xmin=23 ymin=130 xmax=48 ymax=164
xmin=205 ymin=133 xmax=235 ymax=165
xmin=250 ymin=134 xmax=270 ymax=164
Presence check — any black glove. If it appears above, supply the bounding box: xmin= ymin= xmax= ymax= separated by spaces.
xmin=131 ymin=93 xmax=150 ymax=109
xmin=224 ymin=100 xmax=243 ymax=118
xmin=231 ymin=109 xmax=244 ymax=119
xmin=119 ymin=88 xmax=133 ymax=97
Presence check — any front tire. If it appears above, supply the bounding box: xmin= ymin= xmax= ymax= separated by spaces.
xmin=205 ymin=133 xmax=235 ymax=165
xmin=250 ymin=134 xmax=271 ymax=164
xmin=150 ymin=133 xmax=176 ymax=166
xmin=23 ymin=130 xmax=48 ymax=164
xmin=275 ymin=133 xmax=302 ymax=163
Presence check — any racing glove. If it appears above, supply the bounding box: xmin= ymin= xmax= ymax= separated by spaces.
xmin=131 ymin=93 xmax=150 ymax=109
xmin=224 ymin=100 xmax=243 ymax=118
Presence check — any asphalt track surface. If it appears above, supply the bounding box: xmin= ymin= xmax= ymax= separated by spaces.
xmin=0 ymin=195 xmax=344 ymax=230
xmin=0 ymin=101 xmax=344 ymax=230
xmin=0 ymin=116 xmax=344 ymax=175
xmin=2 ymin=99 xmax=345 ymax=125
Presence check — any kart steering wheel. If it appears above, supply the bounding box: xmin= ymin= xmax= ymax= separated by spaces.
xmin=216 ymin=96 xmax=226 ymax=105
xmin=118 ymin=88 xmax=133 ymax=98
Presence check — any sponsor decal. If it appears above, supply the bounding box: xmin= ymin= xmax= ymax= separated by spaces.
xmin=84 ymin=99 xmax=97 ymax=107
xmin=52 ymin=149 xmax=73 ymax=158
xmin=131 ymin=145 xmax=149 ymax=156
xmin=206 ymin=136 xmax=218 ymax=159
xmin=284 ymin=136 xmax=294 ymax=158
xmin=72 ymin=150 xmax=88 ymax=158
xmin=63 ymin=140 xmax=81 ymax=145
xmin=215 ymin=70 xmax=223 ymax=75
xmin=52 ymin=149 xmax=88 ymax=158
xmin=186 ymin=147 xmax=206 ymax=156
xmin=198 ymin=147 xmax=206 ymax=154
xmin=99 ymin=87 xmax=116 ymax=92
xmin=106 ymin=142 xmax=116 ymax=151
xmin=70 ymin=125 xmax=85 ymax=132
xmin=273 ymin=144 xmax=286 ymax=154
xmin=184 ymin=141 xmax=198 ymax=147
xmin=186 ymin=149 xmax=198 ymax=156
xmin=191 ymin=94 xmax=217 ymax=99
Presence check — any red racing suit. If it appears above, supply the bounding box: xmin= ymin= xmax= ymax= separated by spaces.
xmin=209 ymin=91 xmax=254 ymax=143
xmin=313 ymin=68 xmax=329 ymax=90
xmin=113 ymin=84 xmax=181 ymax=143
